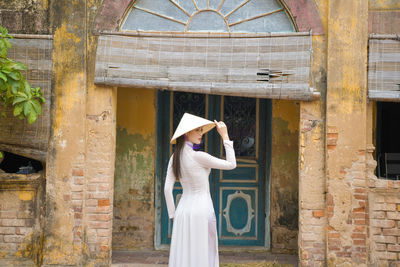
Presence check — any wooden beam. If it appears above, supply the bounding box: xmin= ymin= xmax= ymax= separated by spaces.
xmin=101 ymin=30 xmax=312 ymax=38
xmin=368 ymin=90 xmax=400 ymax=102
xmin=0 ymin=144 xmax=46 ymax=163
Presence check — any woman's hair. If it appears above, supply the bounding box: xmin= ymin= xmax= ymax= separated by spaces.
xmin=172 ymin=135 xmax=185 ymax=179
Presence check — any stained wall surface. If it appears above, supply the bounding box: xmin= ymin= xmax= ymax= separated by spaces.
xmin=271 ymin=100 xmax=300 ymax=253
xmin=113 ymin=88 xmax=156 ymax=250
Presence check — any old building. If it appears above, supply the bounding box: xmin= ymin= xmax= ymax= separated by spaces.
xmin=0 ymin=0 xmax=399 ymax=266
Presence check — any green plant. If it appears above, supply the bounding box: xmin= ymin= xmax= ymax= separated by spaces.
xmin=0 ymin=25 xmax=46 ymax=158
xmin=0 ymin=25 xmax=45 ymax=123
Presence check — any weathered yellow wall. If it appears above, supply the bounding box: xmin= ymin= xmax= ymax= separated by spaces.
xmin=271 ymin=100 xmax=299 ymax=253
xmin=113 ymin=87 xmax=156 ymax=250
xmin=43 ymin=0 xmax=87 ymax=264
xmin=326 ymin=0 xmax=369 ymax=265
xmin=43 ymin=0 xmax=117 ymax=265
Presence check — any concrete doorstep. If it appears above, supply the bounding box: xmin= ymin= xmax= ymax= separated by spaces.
xmin=112 ymin=250 xmax=298 ymax=267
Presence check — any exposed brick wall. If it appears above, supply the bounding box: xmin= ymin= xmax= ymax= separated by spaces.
xmin=61 ymin=154 xmax=85 ymax=251
xmin=84 ymin=89 xmax=116 ymax=261
xmin=327 ymin=150 xmax=369 ymax=264
xmin=0 ymin=173 xmax=45 ymax=266
xmin=369 ymin=187 xmax=400 ymax=265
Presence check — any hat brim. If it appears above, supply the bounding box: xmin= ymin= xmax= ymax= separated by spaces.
xmin=170 ymin=122 xmax=215 ymax=144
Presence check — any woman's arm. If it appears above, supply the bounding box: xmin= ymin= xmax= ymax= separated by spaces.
xmin=194 ymin=140 xmax=236 ymax=170
xmin=163 ymin=156 xmax=176 ymax=219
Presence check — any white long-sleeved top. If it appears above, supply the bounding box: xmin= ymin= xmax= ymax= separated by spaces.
xmin=164 ymin=140 xmax=236 ymax=219
xmin=164 ymin=140 xmax=236 ymax=267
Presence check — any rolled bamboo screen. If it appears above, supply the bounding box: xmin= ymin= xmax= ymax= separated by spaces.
xmin=368 ymin=35 xmax=400 ymax=101
xmin=0 ymin=36 xmax=52 ymax=162
xmin=95 ymin=32 xmax=316 ymax=100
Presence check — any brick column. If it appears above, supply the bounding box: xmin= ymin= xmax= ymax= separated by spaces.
xmin=299 ymin=100 xmax=326 ymax=266
xmin=84 ymin=85 xmax=116 ymax=263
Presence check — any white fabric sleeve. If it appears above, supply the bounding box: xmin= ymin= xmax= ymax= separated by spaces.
xmin=194 ymin=140 xmax=237 ymax=170
xmin=163 ymin=156 xmax=176 ymax=219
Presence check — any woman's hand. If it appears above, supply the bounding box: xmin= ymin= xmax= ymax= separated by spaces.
xmin=214 ymin=120 xmax=230 ymax=141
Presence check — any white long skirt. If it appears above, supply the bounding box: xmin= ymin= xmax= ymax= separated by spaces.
xmin=168 ymin=193 xmax=219 ymax=267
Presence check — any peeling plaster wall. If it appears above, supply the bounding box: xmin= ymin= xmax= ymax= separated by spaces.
xmin=271 ymin=100 xmax=299 ymax=253
xmin=298 ymin=0 xmax=327 ymax=265
xmin=325 ymin=0 xmax=369 ymax=266
xmin=113 ymin=88 xmax=156 ymax=250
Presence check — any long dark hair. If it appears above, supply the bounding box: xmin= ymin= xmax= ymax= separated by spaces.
xmin=172 ymin=135 xmax=185 ymax=179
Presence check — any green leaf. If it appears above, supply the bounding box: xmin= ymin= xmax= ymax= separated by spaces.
xmin=28 ymin=109 xmax=37 ymax=124
xmin=0 ymin=72 xmax=7 ymax=82
xmin=23 ymin=80 xmax=32 ymax=97
xmin=40 ymin=96 xmax=46 ymax=103
xmin=11 ymin=62 xmax=26 ymax=71
xmin=17 ymin=91 xmax=28 ymax=98
xmin=1 ymin=68 xmax=11 ymax=74
xmin=12 ymin=97 xmax=26 ymax=105
xmin=0 ymin=41 xmax=6 ymax=57
xmin=7 ymin=71 xmax=20 ymax=81
xmin=0 ymin=79 xmax=5 ymax=90
xmin=10 ymin=80 xmax=20 ymax=94
xmin=23 ymin=101 xmax=32 ymax=116
xmin=13 ymin=103 xmax=23 ymax=116
xmin=31 ymin=99 xmax=42 ymax=115
xmin=1 ymin=111 xmax=6 ymax=118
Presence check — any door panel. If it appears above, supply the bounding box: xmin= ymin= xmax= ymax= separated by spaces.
xmin=214 ymin=96 xmax=266 ymax=246
xmin=158 ymin=91 xmax=269 ymax=246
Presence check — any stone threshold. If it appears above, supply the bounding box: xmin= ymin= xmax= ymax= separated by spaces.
xmin=112 ymin=250 xmax=298 ymax=266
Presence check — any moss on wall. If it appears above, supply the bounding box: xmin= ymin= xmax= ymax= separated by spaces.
xmin=270 ymin=99 xmax=299 ymax=253
xmin=0 ymin=0 xmax=50 ymax=34
xmin=113 ymin=87 xmax=156 ymax=250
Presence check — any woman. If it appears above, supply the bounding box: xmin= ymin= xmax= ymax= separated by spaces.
xmin=164 ymin=113 xmax=237 ymax=267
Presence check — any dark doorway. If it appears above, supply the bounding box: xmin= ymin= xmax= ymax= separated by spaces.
xmin=0 ymin=152 xmax=43 ymax=174
xmin=376 ymin=102 xmax=400 ymax=179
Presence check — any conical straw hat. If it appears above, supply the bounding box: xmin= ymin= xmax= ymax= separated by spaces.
xmin=170 ymin=113 xmax=215 ymax=144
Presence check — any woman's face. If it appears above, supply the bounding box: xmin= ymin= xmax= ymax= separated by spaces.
xmin=185 ymin=127 xmax=204 ymax=144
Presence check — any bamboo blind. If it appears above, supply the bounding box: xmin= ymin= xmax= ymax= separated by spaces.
xmin=95 ymin=32 xmax=315 ymax=100
xmin=368 ymin=35 xmax=400 ymax=101
xmin=0 ymin=36 xmax=52 ymax=161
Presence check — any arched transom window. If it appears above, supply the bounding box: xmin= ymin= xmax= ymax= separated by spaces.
xmin=121 ymin=0 xmax=295 ymax=32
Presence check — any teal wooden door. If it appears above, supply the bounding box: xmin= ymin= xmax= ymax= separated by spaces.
xmin=158 ymin=91 xmax=270 ymax=247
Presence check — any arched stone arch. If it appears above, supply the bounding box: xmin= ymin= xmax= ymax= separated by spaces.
xmin=94 ymin=0 xmax=324 ymax=34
